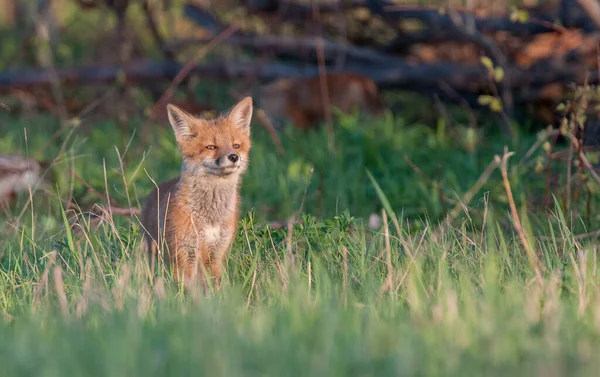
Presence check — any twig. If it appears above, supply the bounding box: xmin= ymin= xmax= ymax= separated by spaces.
xmin=498 ymin=147 xmax=543 ymax=282
xmin=52 ymin=267 xmax=69 ymax=318
xmin=32 ymin=250 xmax=57 ymax=307
xmin=312 ymin=3 xmax=335 ymax=153
xmin=404 ymin=154 xmax=450 ymax=215
xmin=142 ymin=0 xmax=176 ymax=61
xmin=566 ymin=139 xmax=574 ymax=215
xmin=150 ymin=25 xmax=238 ymax=119
xmin=564 ymin=131 xmax=600 ymax=187
xmin=34 ymin=0 xmax=68 ymax=125
xmin=577 ymin=0 xmax=600 ymax=29
xmin=342 ymin=246 xmax=348 ymax=307
xmin=72 ymin=170 xmax=118 ymax=206
xmin=444 ymin=156 xmax=501 ymax=227
xmin=378 ymin=209 xmax=393 ymax=297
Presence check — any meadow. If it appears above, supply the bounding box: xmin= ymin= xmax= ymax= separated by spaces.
xmin=1 ymin=100 xmax=600 ymax=376
xmin=2 ymin=1 xmax=600 ymax=375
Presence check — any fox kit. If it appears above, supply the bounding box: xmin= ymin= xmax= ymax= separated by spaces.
xmin=259 ymin=72 xmax=384 ymax=130
xmin=140 ymin=97 xmax=253 ymax=291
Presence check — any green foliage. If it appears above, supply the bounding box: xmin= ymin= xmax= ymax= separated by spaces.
xmin=0 ymin=190 xmax=600 ymax=376
xmin=1 ymin=65 xmax=600 ymax=376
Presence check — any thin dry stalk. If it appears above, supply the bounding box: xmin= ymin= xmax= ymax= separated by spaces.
xmin=519 ymin=129 xmax=560 ymax=166
xmin=307 ymin=260 xmax=312 ymax=297
xmin=521 ymin=115 xmax=600 ymax=209
xmin=34 ymin=1 xmax=68 ymax=124
xmin=404 ymin=154 xmax=456 ymax=213
xmin=75 ymin=259 xmax=93 ymax=318
xmin=379 ymin=209 xmax=394 ymax=297
xmin=102 ymin=159 xmax=113 ymax=217
xmin=310 ymin=2 xmax=335 ymax=152
xmin=285 ymin=218 xmax=295 ymax=265
xmin=112 ymin=263 xmax=131 ymax=311
xmin=342 ymin=246 xmax=348 ymax=307
xmin=72 ymin=170 xmax=118 ymax=207
xmin=243 ymin=223 xmax=258 ymax=307
xmin=498 ymin=148 xmax=543 ymax=282
xmin=52 ymin=267 xmax=69 ymax=318
xmin=137 ymin=286 xmax=151 ymax=319
xmin=569 ymin=246 xmax=588 ymax=315
xmin=115 ymin=147 xmax=133 ymax=208
xmin=316 ymin=38 xmax=335 ymax=153
xmin=444 ymin=156 xmax=501 ymax=227
xmin=24 ymin=129 xmax=36 ymax=246
xmin=246 ymin=268 xmax=257 ymax=310
xmin=154 ymin=277 xmax=166 ymax=301
xmin=566 ymin=141 xmax=574 ymax=215
xmin=563 ymin=132 xmax=600 ymax=187
xmin=32 ymin=250 xmax=57 ymax=308
xmin=151 ymin=25 xmax=239 ymax=118
xmin=577 ymin=0 xmax=600 ymax=28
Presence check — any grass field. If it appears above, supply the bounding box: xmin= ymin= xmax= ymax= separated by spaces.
xmin=1 ymin=103 xmax=600 ymax=376
xmin=2 ymin=1 xmax=600 ymax=373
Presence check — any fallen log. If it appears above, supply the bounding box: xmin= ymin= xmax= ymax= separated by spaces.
xmin=179 ymin=4 xmax=399 ymax=66
xmin=0 ymin=59 xmax=596 ymax=95
xmin=239 ymin=0 xmax=595 ymax=35
xmin=167 ymin=34 xmax=402 ymax=65
xmin=367 ymin=1 xmax=557 ymax=35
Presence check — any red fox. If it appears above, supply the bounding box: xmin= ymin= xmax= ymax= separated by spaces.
xmin=259 ymin=73 xmax=384 ymax=130
xmin=140 ymin=97 xmax=253 ymax=291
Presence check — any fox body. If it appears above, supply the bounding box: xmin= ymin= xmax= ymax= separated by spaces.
xmin=259 ymin=72 xmax=384 ymax=130
xmin=140 ymin=97 xmax=253 ymax=290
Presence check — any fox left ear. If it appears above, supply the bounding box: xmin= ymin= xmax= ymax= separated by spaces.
xmin=227 ymin=97 xmax=253 ymax=135
xmin=167 ymin=104 xmax=197 ymax=142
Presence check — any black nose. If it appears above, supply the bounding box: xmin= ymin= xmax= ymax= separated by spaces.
xmin=228 ymin=154 xmax=239 ymax=163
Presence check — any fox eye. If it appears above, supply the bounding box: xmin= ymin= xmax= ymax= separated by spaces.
xmin=233 ymin=143 xmax=240 ymax=149
xmin=206 ymin=145 xmax=217 ymax=150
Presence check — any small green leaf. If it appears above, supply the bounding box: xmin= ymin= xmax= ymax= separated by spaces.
xmin=480 ymin=56 xmax=494 ymax=71
xmin=494 ymin=67 xmax=504 ymax=82
xmin=510 ymin=9 xmax=529 ymax=23
xmin=518 ymin=10 xmax=529 ymax=23
xmin=478 ymin=95 xmax=493 ymax=105
xmin=535 ymin=157 xmax=544 ymax=173
xmin=543 ymin=141 xmax=551 ymax=153
xmin=490 ymin=98 xmax=503 ymax=112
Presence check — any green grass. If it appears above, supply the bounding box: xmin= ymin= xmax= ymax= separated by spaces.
xmin=1 ymin=105 xmax=600 ymax=376
xmin=2 ymin=1 xmax=600 ymax=374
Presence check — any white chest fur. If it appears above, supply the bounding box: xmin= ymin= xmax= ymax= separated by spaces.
xmin=204 ymin=226 xmax=221 ymax=244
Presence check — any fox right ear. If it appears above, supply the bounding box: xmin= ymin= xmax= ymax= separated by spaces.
xmin=167 ymin=104 xmax=196 ymax=141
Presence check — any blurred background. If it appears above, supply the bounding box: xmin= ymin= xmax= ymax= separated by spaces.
xmin=2 ymin=0 xmax=600 ymax=233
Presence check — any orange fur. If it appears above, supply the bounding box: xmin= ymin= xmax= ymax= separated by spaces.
xmin=259 ymin=73 xmax=385 ymax=130
xmin=140 ymin=97 xmax=253 ymax=292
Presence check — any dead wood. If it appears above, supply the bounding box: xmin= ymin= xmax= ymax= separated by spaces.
xmin=0 ymin=58 xmax=597 ymax=100
xmin=167 ymin=34 xmax=401 ymax=65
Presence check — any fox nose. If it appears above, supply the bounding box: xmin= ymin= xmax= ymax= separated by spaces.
xmin=228 ymin=154 xmax=239 ymax=163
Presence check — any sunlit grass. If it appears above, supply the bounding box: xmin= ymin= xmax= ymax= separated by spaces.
xmin=1 ymin=96 xmax=600 ymax=375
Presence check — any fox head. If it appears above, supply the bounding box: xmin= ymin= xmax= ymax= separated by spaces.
xmin=166 ymin=97 xmax=253 ymax=178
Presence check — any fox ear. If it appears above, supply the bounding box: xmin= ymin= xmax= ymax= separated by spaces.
xmin=227 ymin=97 xmax=253 ymax=135
xmin=167 ymin=104 xmax=196 ymax=141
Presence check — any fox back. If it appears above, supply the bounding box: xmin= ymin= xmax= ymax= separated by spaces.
xmin=259 ymin=72 xmax=384 ymax=129
xmin=140 ymin=97 xmax=253 ymax=291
